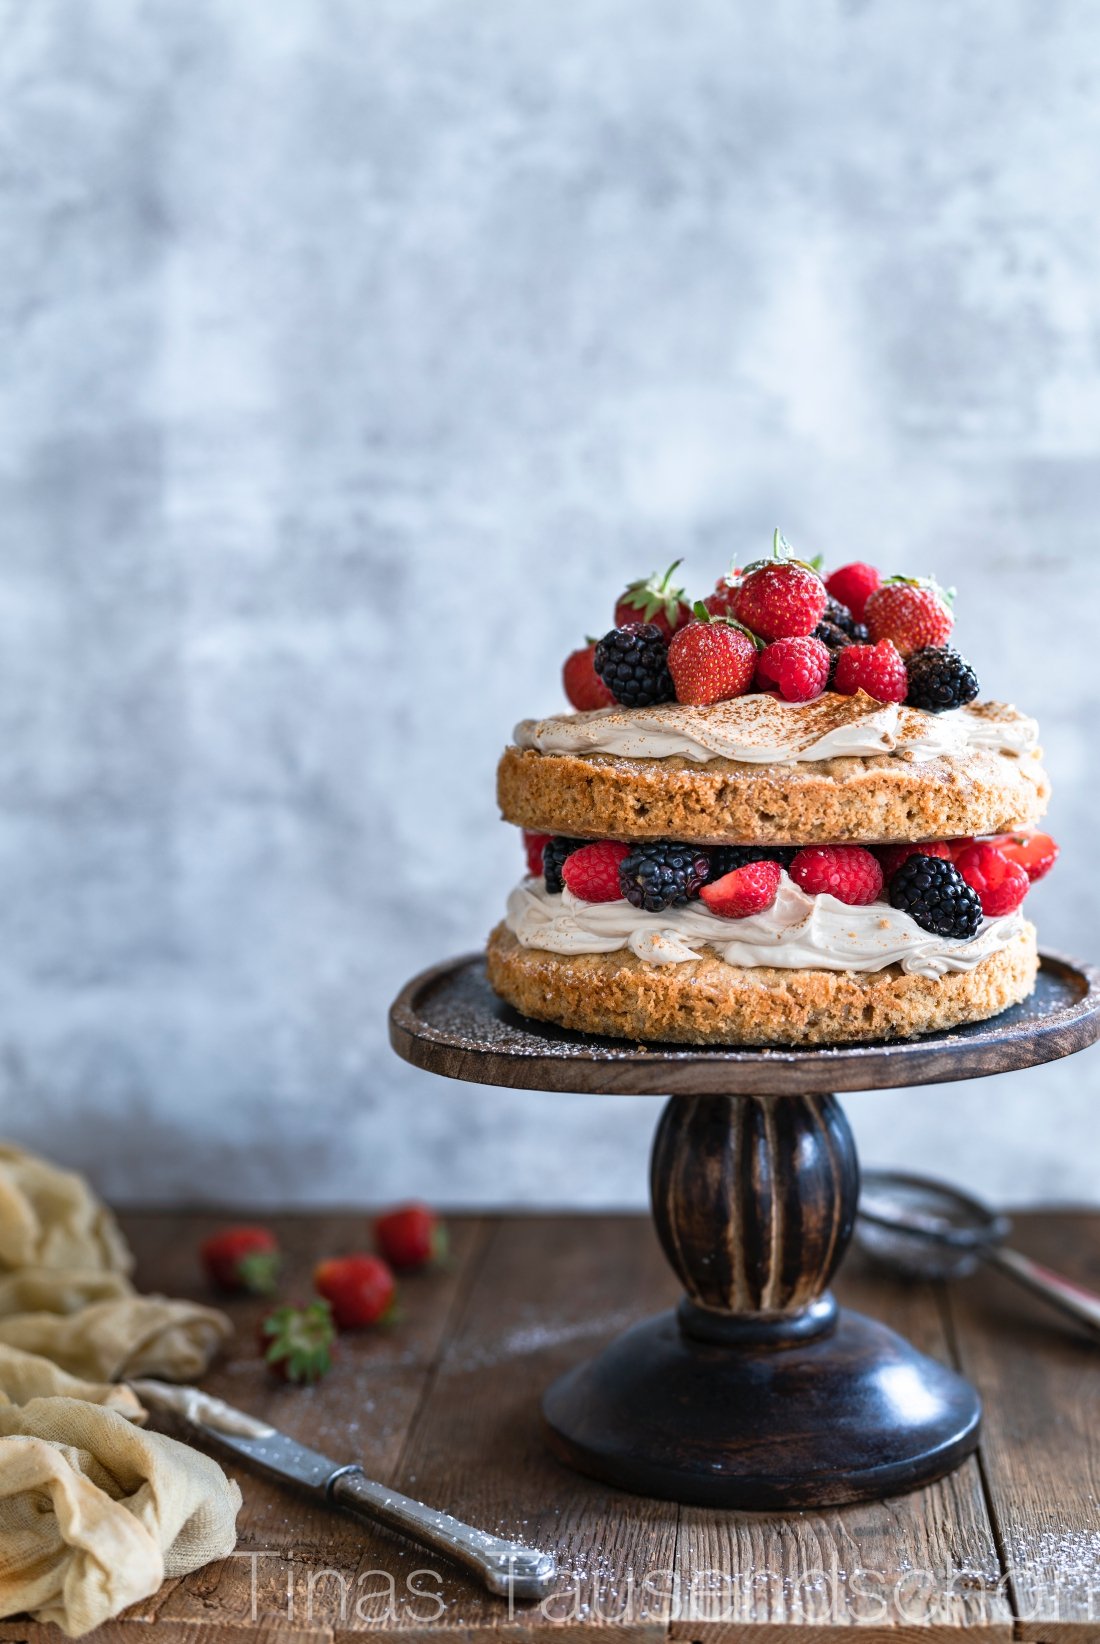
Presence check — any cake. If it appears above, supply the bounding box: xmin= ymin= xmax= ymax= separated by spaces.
xmin=488 ymin=546 xmax=1056 ymax=1045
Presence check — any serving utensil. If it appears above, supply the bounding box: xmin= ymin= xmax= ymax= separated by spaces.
xmin=132 ymin=1379 xmax=557 ymax=1601
xmin=857 ymin=1169 xmax=1100 ymax=1339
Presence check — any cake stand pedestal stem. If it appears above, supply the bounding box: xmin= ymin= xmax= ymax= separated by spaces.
xmin=542 ymin=1091 xmax=982 ymax=1508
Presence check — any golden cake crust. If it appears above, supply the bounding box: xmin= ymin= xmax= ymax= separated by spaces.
xmin=497 ymin=741 xmax=1050 ymax=846
xmin=486 ymin=920 xmax=1038 ymax=1045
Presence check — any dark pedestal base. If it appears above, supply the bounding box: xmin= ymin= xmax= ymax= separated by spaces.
xmin=541 ymin=1306 xmax=981 ymax=1509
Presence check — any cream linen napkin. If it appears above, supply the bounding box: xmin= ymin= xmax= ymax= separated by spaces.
xmin=0 ymin=1148 xmax=243 ymax=1636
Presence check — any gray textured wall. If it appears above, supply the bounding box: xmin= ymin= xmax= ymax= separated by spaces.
xmin=1 ymin=1 xmax=1097 ymax=1207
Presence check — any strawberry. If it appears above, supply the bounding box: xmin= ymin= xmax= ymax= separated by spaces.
xmin=864 ymin=577 xmax=954 ymax=657
xmin=562 ymin=643 xmax=616 ymax=712
xmin=790 ymin=845 xmax=884 ymax=905
xmin=200 ymin=1225 xmax=280 ymax=1296
xmin=614 ymin=561 xmax=693 ymax=638
xmin=954 ymin=842 xmax=1030 ymax=917
xmin=522 ymin=830 xmax=552 ymax=878
xmin=732 ymin=530 xmax=827 ymax=640
xmin=259 ymin=1300 xmax=335 ymax=1384
xmin=314 ymin=1254 xmax=398 ymax=1330
xmin=876 ymin=841 xmax=952 ymax=880
xmin=667 ymin=607 xmax=758 ymax=705
xmin=700 ymin=860 xmax=782 ymax=919
xmin=833 ymin=640 xmax=908 ymax=703
xmin=374 ymin=1203 xmax=447 ymax=1271
xmin=756 ymin=636 xmax=830 ymax=702
xmin=561 ymin=840 xmax=630 ymax=903
xmin=702 ymin=566 xmax=743 ymax=620
xmin=988 ymin=830 xmax=1059 ymax=884
xmin=825 ymin=562 xmax=881 ymax=624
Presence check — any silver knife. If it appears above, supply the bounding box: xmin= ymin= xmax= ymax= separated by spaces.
xmin=131 ymin=1380 xmax=557 ymax=1602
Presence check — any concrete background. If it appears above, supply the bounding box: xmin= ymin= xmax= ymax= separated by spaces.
xmin=0 ymin=0 xmax=1097 ymax=1208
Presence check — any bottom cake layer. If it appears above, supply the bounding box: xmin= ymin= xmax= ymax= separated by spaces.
xmin=486 ymin=920 xmax=1039 ymax=1045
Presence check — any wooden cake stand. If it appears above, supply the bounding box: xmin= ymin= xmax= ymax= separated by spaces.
xmin=389 ymin=951 xmax=1100 ymax=1510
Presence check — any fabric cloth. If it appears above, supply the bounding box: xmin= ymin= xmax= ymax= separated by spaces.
xmin=0 ymin=1147 xmax=242 ymax=1636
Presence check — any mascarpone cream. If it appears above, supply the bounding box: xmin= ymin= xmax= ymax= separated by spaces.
xmin=505 ymin=876 xmax=1026 ymax=979
xmin=513 ymin=693 xmax=1038 ymax=767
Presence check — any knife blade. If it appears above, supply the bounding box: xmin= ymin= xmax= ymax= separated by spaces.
xmin=131 ymin=1379 xmax=557 ymax=1601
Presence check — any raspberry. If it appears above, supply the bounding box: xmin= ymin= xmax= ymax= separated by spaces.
xmin=988 ymin=830 xmax=1059 ymax=884
xmin=889 ymin=855 xmax=982 ymax=939
xmin=700 ymin=860 xmax=782 ymax=919
xmin=614 ymin=561 xmax=693 ymax=638
xmin=954 ymin=842 xmax=1030 ymax=917
xmin=523 ymin=830 xmax=552 ymax=878
xmin=756 ymin=636 xmax=831 ymax=702
xmin=619 ymin=841 xmax=711 ymax=912
xmin=593 ymin=623 xmax=675 ymax=707
xmin=734 ymin=561 xmax=827 ymax=641
xmin=562 ymin=643 xmax=616 ymax=711
xmin=789 ymin=845 xmax=884 ymax=906
xmin=824 ymin=562 xmax=881 ymax=623
xmin=543 ymin=837 xmax=584 ymax=894
xmin=876 ymin=840 xmax=952 ymax=880
xmin=561 ymin=840 xmax=631 ymax=903
xmin=710 ymin=844 xmax=797 ymax=876
xmin=668 ymin=616 xmax=758 ymax=705
xmin=833 ymin=640 xmax=908 ymax=703
xmin=904 ymin=647 xmax=980 ymax=713
xmin=864 ymin=578 xmax=954 ymax=657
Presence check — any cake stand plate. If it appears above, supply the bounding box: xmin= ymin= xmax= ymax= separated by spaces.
xmin=389 ymin=951 xmax=1100 ymax=1508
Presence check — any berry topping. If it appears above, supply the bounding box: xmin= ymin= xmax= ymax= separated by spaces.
xmin=561 ymin=840 xmax=631 ymax=903
xmin=200 ymin=1225 xmax=281 ymax=1295
xmin=619 ymin=841 xmax=711 ymax=912
xmin=756 ymin=636 xmax=831 ymax=702
xmin=876 ymin=840 xmax=953 ymax=880
xmin=523 ymin=830 xmax=552 ymax=878
xmin=824 ymin=562 xmax=881 ymax=623
xmin=888 ymin=856 xmax=983 ymax=939
xmin=904 ymin=646 xmax=980 ymax=713
xmin=593 ymin=623 xmax=675 ymax=707
xmin=789 ymin=845 xmax=884 ymax=906
xmin=954 ymin=842 xmax=1030 ymax=918
xmin=733 ymin=531 xmax=828 ymax=640
xmin=543 ymin=837 xmax=584 ymax=894
xmin=988 ymin=830 xmax=1059 ymax=883
xmin=374 ymin=1203 xmax=448 ymax=1271
xmin=667 ymin=609 xmax=758 ymax=705
xmin=614 ymin=560 xmax=693 ymax=638
xmin=833 ymin=639 xmax=908 ymax=703
xmin=710 ymin=844 xmax=797 ymax=876
xmin=563 ymin=642 xmax=616 ymax=711
xmin=701 ymin=860 xmax=782 ymax=919
xmin=702 ymin=568 xmax=742 ymax=620
xmin=864 ymin=577 xmax=954 ymax=657
xmin=259 ymin=1300 xmax=336 ymax=1385
xmin=818 ymin=594 xmax=869 ymax=643
xmin=315 ymin=1254 xmax=398 ymax=1329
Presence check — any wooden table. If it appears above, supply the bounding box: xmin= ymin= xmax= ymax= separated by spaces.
xmin=6 ymin=1209 xmax=1096 ymax=1643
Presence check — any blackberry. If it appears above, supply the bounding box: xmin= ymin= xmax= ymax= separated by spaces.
xmin=905 ymin=647 xmax=980 ymax=714
xmin=889 ymin=856 xmax=982 ymax=939
xmin=543 ymin=837 xmax=584 ymax=895
xmin=817 ymin=596 xmax=869 ymax=644
xmin=619 ymin=841 xmax=711 ymax=912
xmin=710 ymin=844 xmax=797 ymax=877
xmin=593 ymin=623 xmax=675 ymax=708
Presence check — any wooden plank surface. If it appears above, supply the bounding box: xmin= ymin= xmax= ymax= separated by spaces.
xmin=0 ymin=1210 xmax=1094 ymax=1642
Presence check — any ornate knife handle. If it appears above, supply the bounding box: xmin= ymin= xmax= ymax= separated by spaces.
xmin=329 ymin=1468 xmax=557 ymax=1600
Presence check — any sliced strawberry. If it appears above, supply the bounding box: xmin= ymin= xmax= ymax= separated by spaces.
xmin=989 ymin=831 xmax=1059 ymax=884
xmin=700 ymin=860 xmax=782 ymax=919
xmin=522 ymin=831 xmax=552 ymax=878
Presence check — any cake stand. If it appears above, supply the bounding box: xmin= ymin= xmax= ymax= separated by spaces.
xmin=389 ymin=951 xmax=1100 ymax=1509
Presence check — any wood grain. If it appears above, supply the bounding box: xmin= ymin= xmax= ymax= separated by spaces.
xmin=389 ymin=952 xmax=1100 ymax=1097
xmin=0 ymin=1210 xmax=1094 ymax=1641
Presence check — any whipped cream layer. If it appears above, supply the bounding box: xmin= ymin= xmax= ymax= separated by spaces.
xmin=514 ymin=693 xmax=1038 ymax=767
xmin=506 ymin=876 xmax=1026 ymax=979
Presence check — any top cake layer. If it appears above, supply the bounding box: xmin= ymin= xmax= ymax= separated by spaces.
xmin=498 ymin=692 xmax=1050 ymax=846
